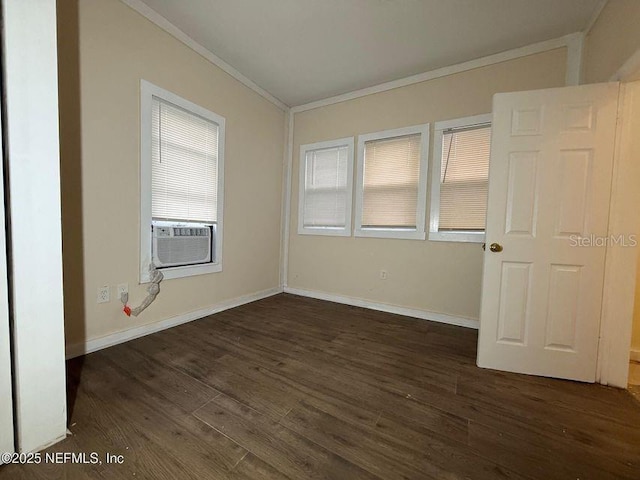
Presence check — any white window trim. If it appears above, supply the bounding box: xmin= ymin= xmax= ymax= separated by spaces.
xmin=297 ymin=137 xmax=354 ymax=237
xmin=354 ymin=124 xmax=429 ymax=240
xmin=140 ymin=80 xmax=225 ymax=283
xmin=429 ymin=113 xmax=491 ymax=244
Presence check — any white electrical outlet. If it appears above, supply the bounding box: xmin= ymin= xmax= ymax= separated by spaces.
xmin=117 ymin=283 xmax=129 ymax=300
xmin=380 ymin=270 xmax=388 ymax=280
xmin=97 ymin=285 xmax=110 ymax=303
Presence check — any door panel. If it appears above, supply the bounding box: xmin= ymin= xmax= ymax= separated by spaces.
xmin=544 ymin=264 xmax=581 ymax=351
xmin=478 ymin=83 xmax=619 ymax=382
xmin=505 ymin=152 xmax=538 ymax=236
xmin=496 ymin=262 xmax=532 ymax=345
xmin=555 ymin=150 xmax=592 ymax=236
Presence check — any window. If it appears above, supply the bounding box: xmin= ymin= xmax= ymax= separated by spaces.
xmin=355 ymin=125 xmax=429 ymax=239
xmin=140 ymin=80 xmax=225 ymax=281
xmin=429 ymin=114 xmax=491 ymax=243
xmin=298 ymin=138 xmax=354 ymax=236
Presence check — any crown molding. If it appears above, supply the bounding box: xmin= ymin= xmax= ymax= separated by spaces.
xmin=610 ymin=47 xmax=640 ymax=82
xmin=565 ymin=32 xmax=584 ymax=85
xmin=120 ymin=0 xmax=289 ymax=111
xmin=291 ymin=33 xmax=582 ymax=113
xmin=583 ymin=0 xmax=609 ymax=36
xmin=120 ymin=0 xmax=583 ymax=114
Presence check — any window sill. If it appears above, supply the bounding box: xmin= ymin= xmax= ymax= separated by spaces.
xmin=298 ymin=226 xmax=351 ymax=237
xmin=355 ymin=228 xmax=426 ymax=240
xmin=428 ymin=231 xmax=485 ymax=243
xmin=141 ymin=262 xmax=221 ymax=283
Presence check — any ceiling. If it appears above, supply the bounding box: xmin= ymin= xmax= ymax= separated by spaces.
xmin=137 ymin=0 xmax=601 ymax=107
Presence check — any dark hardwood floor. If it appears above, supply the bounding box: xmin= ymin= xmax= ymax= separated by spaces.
xmin=2 ymin=293 xmax=640 ymax=479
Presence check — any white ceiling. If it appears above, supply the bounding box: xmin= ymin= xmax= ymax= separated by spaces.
xmin=136 ymin=0 xmax=601 ymax=107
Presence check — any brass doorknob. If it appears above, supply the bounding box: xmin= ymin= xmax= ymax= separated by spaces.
xmin=489 ymin=242 xmax=503 ymax=253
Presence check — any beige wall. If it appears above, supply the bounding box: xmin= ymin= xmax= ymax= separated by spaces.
xmin=288 ymin=49 xmax=567 ymax=320
xmin=55 ymin=0 xmax=639 ymax=355
xmin=634 ymin=257 xmax=640 ymax=353
xmin=630 ymin=82 xmax=640 ymax=355
xmin=58 ymin=0 xmax=285 ymax=348
xmin=582 ymin=1 xmax=640 ymax=354
xmin=584 ymin=0 xmax=640 ymax=83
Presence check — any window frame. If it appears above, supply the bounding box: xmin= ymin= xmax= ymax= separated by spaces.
xmin=429 ymin=113 xmax=491 ymax=244
xmin=354 ymin=124 xmax=429 ymax=240
xmin=140 ymin=80 xmax=225 ymax=283
xmin=297 ymin=137 xmax=355 ymax=237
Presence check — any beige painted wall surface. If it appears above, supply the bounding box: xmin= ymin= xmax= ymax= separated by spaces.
xmin=633 ymin=258 xmax=640 ymax=353
xmin=58 ymin=0 xmax=285 ymax=347
xmin=288 ymin=49 xmax=567 ymax=321
xmin=629 ymin=82 xmax=640 ymax=353
xmin=584 ymin=0 xmax=640 ymax=83
xmin=585 ymin=1 xmax=640 ymax=355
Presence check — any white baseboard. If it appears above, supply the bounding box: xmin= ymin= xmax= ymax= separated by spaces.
xmin=630 ymin=349 xmax=640 ymax=363
xmin=283 ymin=286 xmax=479 ymax=330
xmin=65 ymin=286 xmax=282 ymax=359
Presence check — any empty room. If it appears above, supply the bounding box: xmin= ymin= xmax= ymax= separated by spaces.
xmin=2 ymin=0 xmax=640 ymax=478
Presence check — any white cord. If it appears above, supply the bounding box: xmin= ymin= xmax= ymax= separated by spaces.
xmin=121 ymin=264 xmax=163 ymax=316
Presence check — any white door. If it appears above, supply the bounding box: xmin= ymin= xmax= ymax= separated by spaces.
xmin=0 ymin=101 xmax=15 ymax=457
xmin=477 ymin=83 xmax=619 ymax=382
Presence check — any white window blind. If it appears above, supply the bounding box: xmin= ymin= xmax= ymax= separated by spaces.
xmin=303 ymin=146 xmax=349 ymax=228
xmin=151 ymin=96 xmax=219 ymax=223
xmin=439 ymin=125 xmax=491 ymax=231
xmin=362 ymin=134 xmax=421 ymax=228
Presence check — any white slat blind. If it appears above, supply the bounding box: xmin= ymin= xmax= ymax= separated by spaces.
xmin=303 ymin=146 xmax=349 ymax=228
xmin=362 ymin=134 xmax=421 ymax=228
xmin=151 ymin=96 xmax=219 ymax=223
xmin=439 ymin=125 xmax=491 ymax=231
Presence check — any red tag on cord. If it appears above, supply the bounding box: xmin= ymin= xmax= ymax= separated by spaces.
xmin=123 ymin=305 xmax=131 ymax=317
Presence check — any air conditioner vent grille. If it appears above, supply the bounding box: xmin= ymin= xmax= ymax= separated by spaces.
xmin=152 ymin=222 xmax=213 ymax=268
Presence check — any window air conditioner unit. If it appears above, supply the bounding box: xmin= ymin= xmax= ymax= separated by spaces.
xmin=152 ymin=221 xmax=213 ymax=268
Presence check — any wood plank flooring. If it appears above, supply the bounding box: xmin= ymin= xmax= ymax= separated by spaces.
xmin=2 ymin=293 xmax=639 ymax=479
